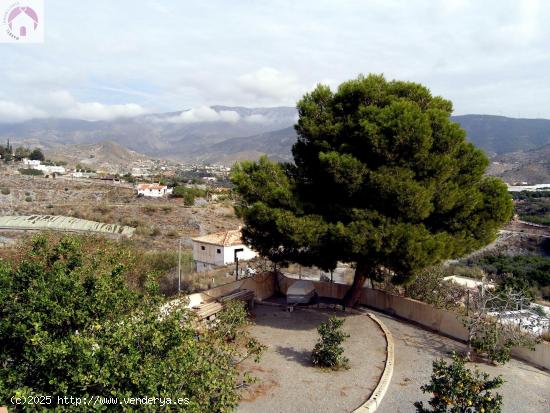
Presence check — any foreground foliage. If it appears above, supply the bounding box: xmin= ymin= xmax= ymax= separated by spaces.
xmin=415 ymin=354 xmax=503 ymax=413
xmin=232 ymin=74 xmax=513 ymax=306
xmin=0 ymin=234 xmax=263 ymax=412
xmin=311 ymin=316 xmax=350 ymax=370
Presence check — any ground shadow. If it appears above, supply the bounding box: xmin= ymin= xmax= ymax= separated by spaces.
xmin=251 ymin=305 xmax=356 ymax=332
xmin=275 ymin=345 xmax=314 ymax=367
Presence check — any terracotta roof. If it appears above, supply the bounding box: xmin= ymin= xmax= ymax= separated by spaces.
xmin=136 ymin=183 xmax=167 ymax=190
xmin=192 ymin=229 xmax=244 ymax=247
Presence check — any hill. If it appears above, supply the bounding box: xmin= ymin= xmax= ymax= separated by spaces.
xmin=450 ymin=115 xmax=550 ymax=156
xmin=486 ymin=143 xmax=550 ymax=184
xmin=3 ymin=109 xmax=550 ymax=171
xmin=0 ymin=106 xmax=297 ymax=161
xmin=45 ymin=141 xmax=152 ymax=173
xmin=192 ymin=127 xmax=296 ymax=164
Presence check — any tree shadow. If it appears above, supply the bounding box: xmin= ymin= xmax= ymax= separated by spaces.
xmin=275 ymin=345 xmax=314 ymax=367
xmin=251 ymin=304 xmax=355 ymax=332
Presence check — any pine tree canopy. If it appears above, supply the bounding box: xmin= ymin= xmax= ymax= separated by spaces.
xmin=231 ymin=74 xmax=513 ymax=288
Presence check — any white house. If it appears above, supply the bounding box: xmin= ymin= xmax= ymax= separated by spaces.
xmin=192 ymin=229 xmax=257 ymax=272
xmin=35 ymin=164 xmax=66 ymax=175
xmin=22 ymin=159 xmax=66 ymax=175
xmin=23 ymin=159 xmax=41 ymax=166
xmin=136 ymin=183 xmax=173 ymax=198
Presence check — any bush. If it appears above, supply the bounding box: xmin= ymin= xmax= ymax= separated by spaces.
xmin=404 ymin=267 xmax=467 ymax=310
xmin=29 ymin=148 xmax=45 ymax=161
xmin=473 ymin=255 xmax=550 ymax=298
xmin=142 ymin=205 xmax=158 ymax=215
xmin=415 ymin=353 xmax=503 ymax=413
xmin=18 ymin=168 xmax=43 ymax=176
xmin=24 ymin=196 xmax=32 ymax=202
xmin=172 ymin=186 xmax=207 ymax=206
xmin=311 ymin=316 xmax=350 ymax=370
xmin=0 ymin=234 xmax=264 ymax=412
xmin=0 ymin=187 xmax=9 ymax=195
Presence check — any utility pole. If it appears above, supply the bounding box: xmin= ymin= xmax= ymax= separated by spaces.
xmin=234 ymin=248 xmax=244 ymax=280
xmin=178 ymin=238 xmax=182 ymax=293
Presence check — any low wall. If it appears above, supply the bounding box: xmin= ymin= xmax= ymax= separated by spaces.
xmin=190 ymin=273 xmax=550 ymax=371
xmin=187 ymin=272 xmax=276 ymax=307
xmin=279 ymin=274 xmax=550 ymax=370
xmin=512 ymin=342 xmax=550 ymax=370
xmin=359 ymin=288 xmax=470 ymax=341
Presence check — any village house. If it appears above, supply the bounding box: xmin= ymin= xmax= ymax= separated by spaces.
xmin=22 ymin=159 xmax=41 ymax=167
xmin=192 ymin=229 xmax=257 ymax=272
xmin=22 ymin=159 xmax=66 ymax=176
xmin=136 ymin=183 xmax=173 ymax=198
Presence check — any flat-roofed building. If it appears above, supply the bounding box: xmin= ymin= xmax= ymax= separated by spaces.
xmin=192 ymin=229 xmax=257 ymax=272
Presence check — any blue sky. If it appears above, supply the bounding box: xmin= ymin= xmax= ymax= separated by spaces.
xmin=1 ymin=0 xmax=550 ymax=121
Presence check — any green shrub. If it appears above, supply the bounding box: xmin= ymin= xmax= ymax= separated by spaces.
xmin=18 ymin=168 xmax=43 ymax=176
xmin=24 ymin=196 xmax=32 ymax=202
xmin=0 ymin=187 xmax=9 ymax=195
xmin=172 ymin=186 xmax=207 ymax=206
xmin=473 ymin=255 xmax=550 ymax=294
xmin=415 ymin=353 xmax=503 ymax=413
xmin=403 ymin=266 xmax=467 ymax=310
xmin=311 ymin=316 xmax=350 ymax=370
xmin=0 ymin=234 xmax=264 ymax=412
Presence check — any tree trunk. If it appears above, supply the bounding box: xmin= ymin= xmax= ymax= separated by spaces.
xmin=343 ymin=262 xmax=369 ymax=308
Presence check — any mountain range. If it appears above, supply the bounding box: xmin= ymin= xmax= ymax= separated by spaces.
xmin=2 ymin=107 xmax=550 ymax=182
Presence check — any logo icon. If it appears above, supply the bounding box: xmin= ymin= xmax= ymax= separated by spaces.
xmin=1 ymin=0 xmax=44 ymax=43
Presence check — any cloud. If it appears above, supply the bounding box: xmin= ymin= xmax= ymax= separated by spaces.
xmin=64 ymin=102 xmax=145 ymax=121
xmin=167 ymin=106 xmax=240 ymax=123
xmin=237 ymin=68 xmax=305 ymax=104
xmin=0 ymin=101 xmax=46 ymax=123
xmin=244 ymin=114 xmax=269 ymax=124
xmin=0 ymin=90 xmax=146 ymax=122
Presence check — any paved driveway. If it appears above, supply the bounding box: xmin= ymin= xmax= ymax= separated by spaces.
xmin=373 ymin=311 xmax=550 ymax=413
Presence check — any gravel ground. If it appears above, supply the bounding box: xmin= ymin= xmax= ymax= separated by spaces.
xmin=237 ymin=305 xmax=387 ymax=413
xmin=374 ymin=311 xmax=550 ymax=413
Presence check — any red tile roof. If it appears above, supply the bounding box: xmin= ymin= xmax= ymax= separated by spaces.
xmin=136 ymin=183 xmax=167 ymax=191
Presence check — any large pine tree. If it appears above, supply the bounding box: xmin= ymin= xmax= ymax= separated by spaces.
xmin=231 ymin=74 xmax=513 ymax=306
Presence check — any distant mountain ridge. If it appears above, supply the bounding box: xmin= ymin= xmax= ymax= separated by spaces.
xmin=450 ymin=115 xmax=550 ymax=155
xmin=2 ymin=109 xmax=550 ymax=169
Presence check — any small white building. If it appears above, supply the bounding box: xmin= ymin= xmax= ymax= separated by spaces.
xmin=23 ymin=159 xmax=66 ymax=175
xmin=23 ymin=159 xmax=41 ymax=166
xmin=35 ymin=164 xmax=66 ymax=175
xmin=136 ymin=183 xmax=173 ymax=198
xmin=192 ymin=229 xmax=257 ymax=272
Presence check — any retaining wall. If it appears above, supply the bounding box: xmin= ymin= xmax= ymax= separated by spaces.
xmin=279 ymin=274 xmax=550 ymax=370
xmin=187 ymin=272 xmax=276 ymax=307
xmin=194 ymin=272 xmax=550 ymax=371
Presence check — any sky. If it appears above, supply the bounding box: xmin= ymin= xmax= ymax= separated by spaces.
xmin=1 ymin=0 xmax=550 ymax=122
